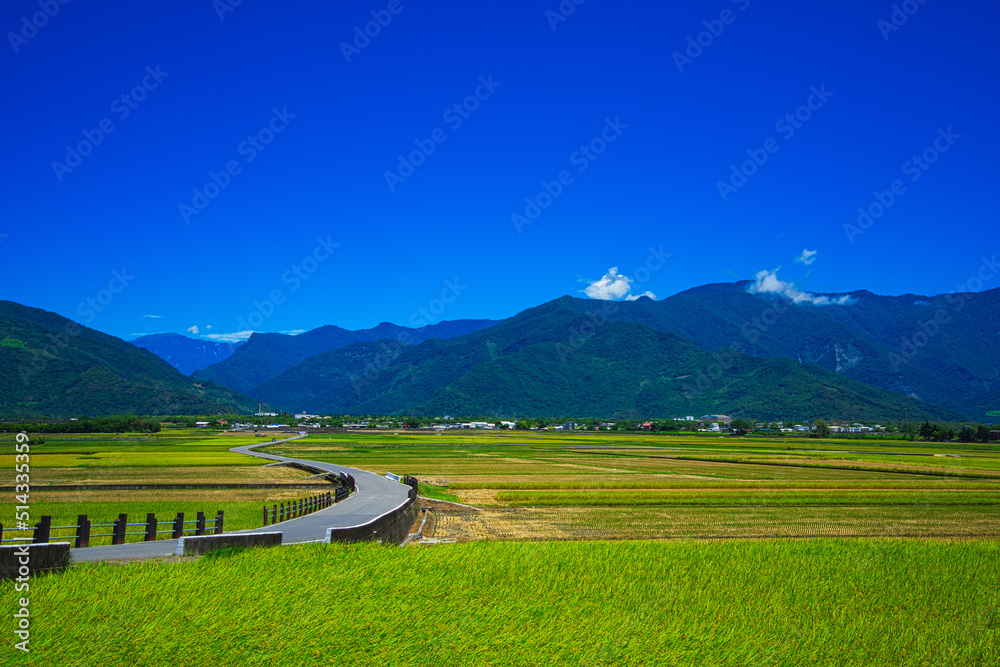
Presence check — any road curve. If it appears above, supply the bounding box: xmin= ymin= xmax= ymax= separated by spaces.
xmin=69 ymin=432 xmax=412 ymax=562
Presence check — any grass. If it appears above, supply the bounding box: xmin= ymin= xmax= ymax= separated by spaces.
xmin=14 ymin=489 xmax=332 ymax=546
xmin=4 ymin=539 xmax=999 ymax=665
xmin=416 ymin=481 xmax=461 ymax=503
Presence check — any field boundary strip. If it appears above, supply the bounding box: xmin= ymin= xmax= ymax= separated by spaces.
xmin=569 ymin=450 xmax=1000 ymax=480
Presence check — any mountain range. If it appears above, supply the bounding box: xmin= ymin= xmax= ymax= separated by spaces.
xmin=0 ymin=301 xmax=255 ymax=418
xmin=132 ymin=333 xmax=243 ymax=375
xmin=191 ymin=319 xmax=500 ymax=393
xmin=205 ymin=282 xmax=999 ymax=422
xmin=1 ymin=282 xmax=997 ymax=422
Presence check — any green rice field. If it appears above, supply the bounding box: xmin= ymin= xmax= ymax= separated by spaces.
xmin=4 ymin=539 xmax=999 ymax=665
xmin=2 ymin=427 xmax=999 ymax=664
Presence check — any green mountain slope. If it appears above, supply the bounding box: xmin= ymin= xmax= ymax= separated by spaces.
xmin=253 ymin=301 xmax=962 ymax=422
xmin=419 ymin=323 xmax=962 ymax=421
xmin=548 ymin=285 xmax=1000 ymax=421
xmin=0 ymin=301 xmax=256 ymax=418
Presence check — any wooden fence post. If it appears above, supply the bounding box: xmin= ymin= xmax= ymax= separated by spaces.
xmin=172 ymin=512 xmax=184 ymax=539
xmin=112 ymin=513 xmax=127 ymax=545
xmin=144 ymin=513 xmax=157 ymax=542
xmin=33 ymin=515 xmax=52 ymax=544
xmin=214 ymin=510 xmax=224 ymax=534
xmin=75 ymin=515 xmax=90 ymax=548
xmin=263 ymin=505 xmax=268 ymax=527
xmin=196 ymin=511 xmax=206 ymax=536
xmin=0 ymin=523 xmax=4 ymax=544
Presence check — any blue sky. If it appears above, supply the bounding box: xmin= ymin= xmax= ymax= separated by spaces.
xmin=2 ymin=0 xmax=997 ymax=342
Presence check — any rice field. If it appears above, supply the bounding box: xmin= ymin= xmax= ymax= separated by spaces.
xmin=4 ymin=429 xmax=999 ymax=542
xmin=3 ymin=539 xmax=998 ymax=665
xmin=2 ymin=428 xmax=999 ymax=664
xmin=258 ymin=433 xmax=1000 ymax=540
xmin=0 ymin=429 xmax=329 ymax=545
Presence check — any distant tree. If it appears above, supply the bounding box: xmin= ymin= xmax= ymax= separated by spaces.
xmin=514 ymin=420 xmax=529 ymax=431
xmin=919 ymin=420 xmax=936 ymax=441
xmin=976 ymin=425 xmax=991 ymax=443
xmin=730 ymin=419 xmax=751 ymax=435
xmin=812 ymin=419 xmax=830 ymax=438
xmin=958 ymin=426 xmax=976 ymax=443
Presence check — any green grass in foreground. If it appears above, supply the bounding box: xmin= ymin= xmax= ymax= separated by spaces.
xmin=416 ymin=481 xmax=460 ymax=502
xmin=5 ymin=539 xmax=999 ymax=666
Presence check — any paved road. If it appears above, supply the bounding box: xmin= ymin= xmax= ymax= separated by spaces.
xmin=69 ymin=433 xmax=411 ymax=562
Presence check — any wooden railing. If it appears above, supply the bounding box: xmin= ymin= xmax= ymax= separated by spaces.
xmin=263 ymin=490 xmax=345 ymax=526
xmin=0 ymin=511 xmax=224 ymax=548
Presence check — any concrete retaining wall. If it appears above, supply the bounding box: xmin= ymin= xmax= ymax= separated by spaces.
xmin=324 ymin=491 xmax=419 ymax=546
xmin=176 ymin=532 xmax=283 ymax=556
xmin=0 ymin=542 xmax=71 ymax=580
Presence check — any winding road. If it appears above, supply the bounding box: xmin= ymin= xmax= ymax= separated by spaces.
xmin=69 ymin=433 xmax=412 ymax=562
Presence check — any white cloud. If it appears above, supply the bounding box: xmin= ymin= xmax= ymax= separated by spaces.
xmin=142 ymin=314 xmax=163 ymax=319
xmin=795 ymin=249 xmax=818 ymax=266
xmin=202 ymin=330 xmax=255 ymax=343
xmin=583 ymin=267 xmax=658 ymax=301
xmin=280 ymin=329 xmax=306 ymax=336
xmin=206 ymin=324 xmax=212 ymax=330
xmin=186 ymin=325 xmax=199 ymax=335
xmin=747 ymin=269 xmax=854 ymax=306
xmin=584 ymin=267 xmax=634 ymax=300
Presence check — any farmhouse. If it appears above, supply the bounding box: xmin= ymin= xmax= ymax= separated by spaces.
xmin=699 ymin=414 xmax=732 ymax=424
